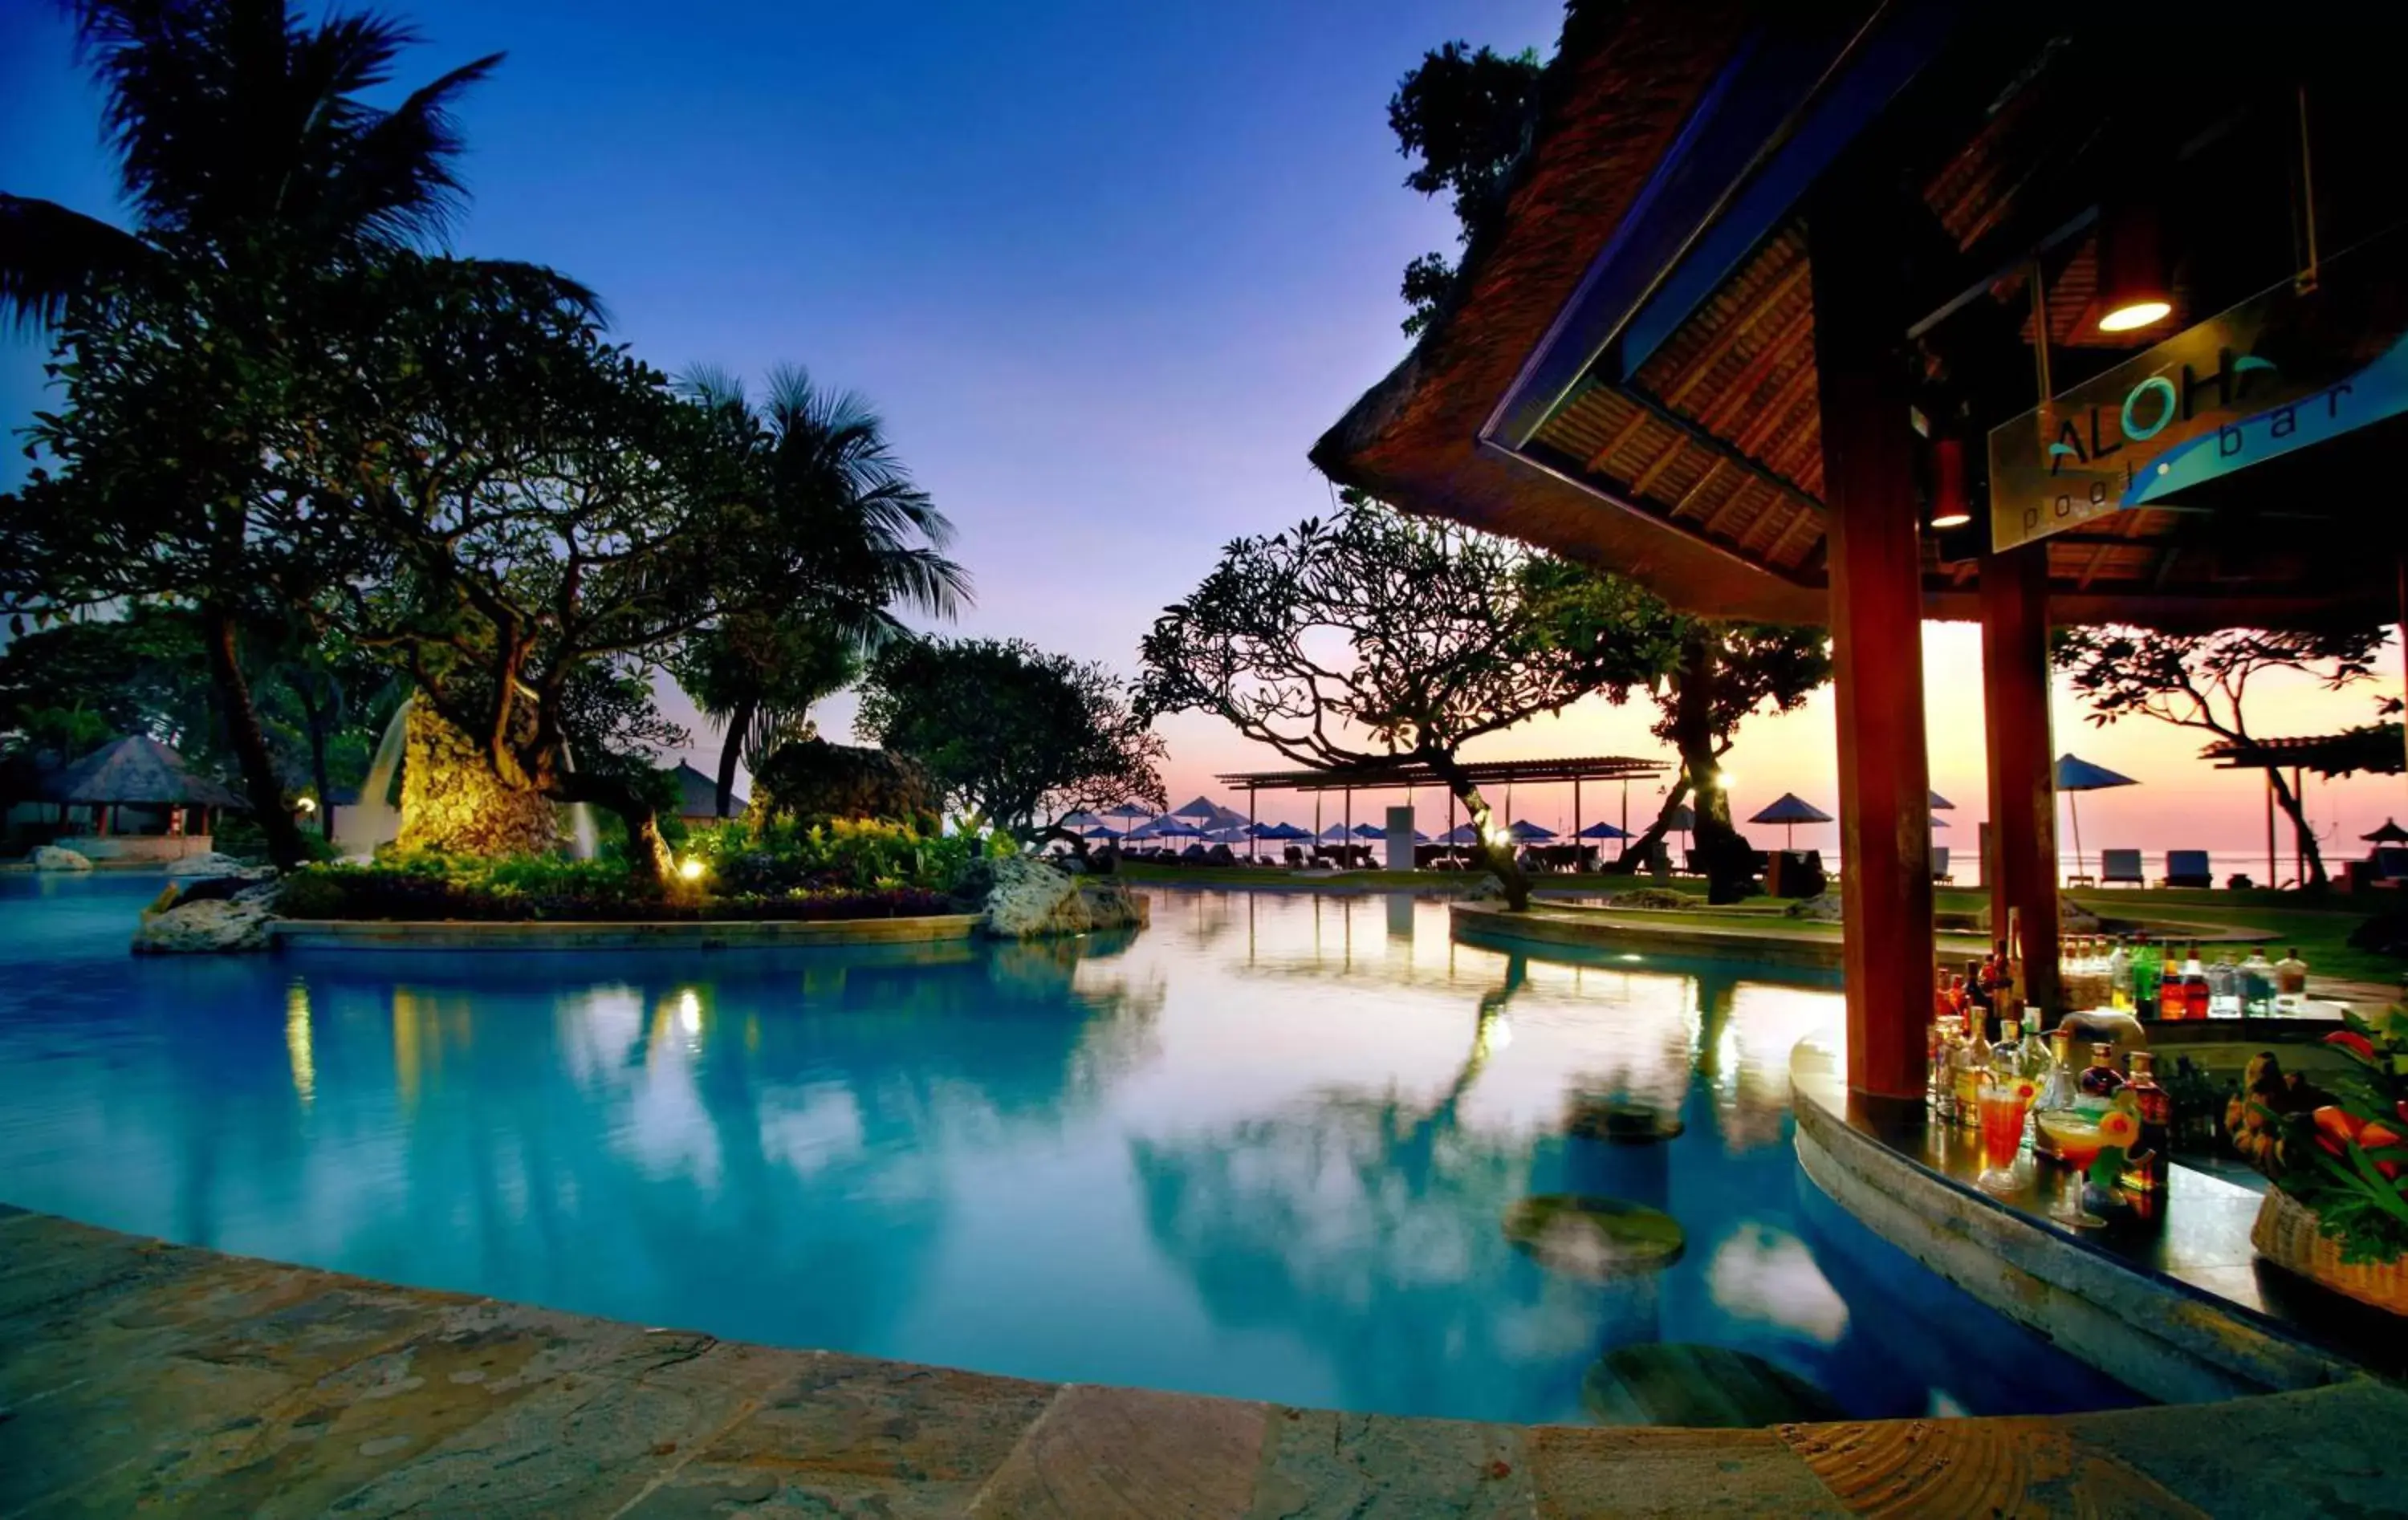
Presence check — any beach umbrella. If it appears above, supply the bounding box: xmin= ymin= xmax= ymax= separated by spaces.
xmin=1508 ymin=819 xmax=1557 ymax=842
xmin=2364 ymin=819 xmax=2408 ymax=845
xmin=1059 ymin=810 xmax=1107 ymax=829
xmin=1316 ymin=823 xmax=1353 ymax=842
xmin=1133 ymin=815 xmax=1204 ymax=839
xmin=1440 ymin=824 xmax=1480 ymax=845
xmin=1352 ymin=822 xmax=1385 ymax=839
xmin=1104 ymin=803 xmax=1154 ymax=828
xmin=1748 ymin=792 xmax=1833 ymax=851
xmin=1081 ymin=824 xmax=1124 ymax=841
xmin=1929 ymin=790 xmax=1955 ymax=811
xmin=2055 ymin=754 xmax=2139 ymax=884
xmin=1576 ymin=821 xmax=1630 ymax=839
xmin=1169 ymin=796 xmax=1222 ymax=821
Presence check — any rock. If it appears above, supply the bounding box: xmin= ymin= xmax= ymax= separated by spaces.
xmin=969 ymin=855 xmax=1149 ymax=938
xmin=1464 ymin=874 xmax=1508 ymax=903
xmin=747 ymin=737 xmax=940 ymax=829
xmin=230 ymin=879 xmax=284 ymax=908
xmin=1581 ymin=1345 xmax=1845 ymax=1428
xmin=396 ymin=701 xmax=559 ymax=857
xmin=1975 ymin=897 xmax=2102 ymax=933
xmin=164 ymin=851 xmax=268 ymax=878
xmin=1500 ymin=1194 xmax=1685 ymax=1282
xmin=149 ymin=875 xmax=257 ymax=912
xmin=30 ymin=845 xmax=92 ymax=872
xmin=1785 ymin=892 xmax=1844 ymax=922
xmin=131 ymin=898 xmax=275 ymax=955
xmin=1608 ymin=888 xmax=1697 ymax=911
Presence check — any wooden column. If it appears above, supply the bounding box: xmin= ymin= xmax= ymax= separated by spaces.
xmin=1981 ymin=544 xmax=2060 ymax=1016
xmin=1811 ymin=190 xmax=1935 ymax=1104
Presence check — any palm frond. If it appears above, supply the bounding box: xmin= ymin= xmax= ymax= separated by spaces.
xmin=0 ymin=194 xmax=154 ymax=332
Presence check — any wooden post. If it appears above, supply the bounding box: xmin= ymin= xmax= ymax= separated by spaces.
xmin=1812 ymin=185 xmax=1935 ymax=1104
xmin=1981 ymin=544 xmax=2060 ymax=1015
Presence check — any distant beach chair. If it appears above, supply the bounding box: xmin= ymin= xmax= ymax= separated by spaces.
xmin=2162 ymin=850 xmax=2212 ymax=889
xmin=2099 ymin=849 xmax=2144 ymax=887
xmin=1929 ymin=845 xmax=1953 ymax=884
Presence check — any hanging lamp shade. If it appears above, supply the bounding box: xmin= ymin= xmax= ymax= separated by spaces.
xmin=2097 ymin=203 xmax=2172 ymax=334
xmin=1929 ymin=437 xmax=1972 ymax=530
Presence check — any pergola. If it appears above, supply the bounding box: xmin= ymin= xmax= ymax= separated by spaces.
xmin=1215 ymin=755 xmax=1667 ymax=851
xmin=1312 ymin=2 xmax=2400 ymax=1103
xmin=2205 ymin=730 xmax=2405 ymax=885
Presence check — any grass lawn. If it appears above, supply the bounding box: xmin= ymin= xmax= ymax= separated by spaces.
xmin=1112 ymin=860 xmax=2403 ymax=988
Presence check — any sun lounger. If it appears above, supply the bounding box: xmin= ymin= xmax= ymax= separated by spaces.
xmin=2162 ymin=850 xmax=2211 ymax=889
xmin=1930 ymin=846 xmax=1952 ymax=884
xmin=2099 ymin=849 xmax=2144 ymax=887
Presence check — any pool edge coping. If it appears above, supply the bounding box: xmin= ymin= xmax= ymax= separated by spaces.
xmin=266 ymin=913 xmax=982 ymax=951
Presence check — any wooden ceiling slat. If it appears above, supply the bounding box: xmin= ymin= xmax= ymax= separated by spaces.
xmin=1581 ymin=402 xmax=1654 ymax=475
xmin=1695 ymin=302 xmax=1816 ymax=434
xmin=1665 ymin=457 xmax=1725 ymax=519
xmin=1658 ymin=256 xmax=1811 ymax=412
xmin=1731 ymin=361 xmax=1820 ymax=457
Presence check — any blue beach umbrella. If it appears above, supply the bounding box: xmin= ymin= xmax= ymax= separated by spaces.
xmin=2055 ymin=754 xmax=2139 ymax=884
xmin=1252 ymin=821 xmax=1312 ymax=841
xmin=1351 ymin=822 xmax=1385 ymax=839
xmin=1576 ymin=821 xmax=1630 ymax=839
xmin=1507 ymin=819 xmax=1557 ymax=842
xmin=1440 ymin=824 xmax=1480 ymax=846
xmin=1169 ymin=796 xmax=1223 ymax=822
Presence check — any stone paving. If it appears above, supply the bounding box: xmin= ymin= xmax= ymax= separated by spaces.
xmin=6 ymin=1205 xmax=2408 ymax=1517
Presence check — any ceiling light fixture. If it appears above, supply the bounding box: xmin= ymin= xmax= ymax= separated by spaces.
xmin=1929 ymin=438 xmax=1973 ymax=530
xmin=2097 ymin=202 xmax=2172 ymax=335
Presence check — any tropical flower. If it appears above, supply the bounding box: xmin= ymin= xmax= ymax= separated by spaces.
xmin=2097 ymin=1107 xmax=2141 ymax=1149
xmin=2009 ymin=1078 xmax=2040 ymax=1104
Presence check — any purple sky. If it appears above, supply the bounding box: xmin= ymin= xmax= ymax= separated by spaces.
xmin=6 ymin=2 xmax=2403 ymax=860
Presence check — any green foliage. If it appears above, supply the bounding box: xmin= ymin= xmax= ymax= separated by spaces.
xmin=279 ymin=826 xmax=966 ymax=924
xmin=2278 ymin=1009 xmax=2408 ymax=1263
xmin=685 ymin=815 xmax=976 ymax=896
xmin=1387 ymin=39 xmax=1543 ymax=335
xmin=212 ymin=813 xmax=340 ymax=864
xmin=2054 ymin=624 xmax=2388 ymax=888
xmin=857 ymin=637 xmax=1164 ymax=839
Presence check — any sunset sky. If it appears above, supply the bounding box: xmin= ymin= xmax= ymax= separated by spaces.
xmin=6 ymin=2 xmax=2402 ymax=869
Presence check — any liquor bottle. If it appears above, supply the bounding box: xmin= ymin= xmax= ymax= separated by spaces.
xmin=1952 ymin=1022 xmax=1991 ymax=1130
xmin=1948 ymin=973 xmax=1971 ymax=1021
xmin=2120 ymin=1051 xmax=2170 ymax=1194
xmin=2207 ymin=953 xmax=2241 ymax=1019
xmin=2275 ymin=947 xmax=2309 ymax=1014
xmin=1928 ymin=1013 xmax=1957 ymax=1113
xmin=1992 ymin=1016 xmax=2024 ymax=1083
xmin=2130 ymin=935 xmax=2161 ymax=1013
xmin=2003 ymin=912 xmax=2026 ymax=1013
xmin=2106 ymin=938 xmax=2132 ymax=1011
xmin=2077 ymin=1041 xmax=2125 ymax=1103
xmin=2015 ymin=1007 xmax=2056 ymax=1083
xmin=2181 ymin=944 xmax=2211 ymax=1021
xmin=2239 ymin=948 xmax=2276 ymax=1017
xmin=1964 ymin=957 xmax=1991 ymax=1029
xmin=2032 ymin=1027 xmax=2078 ymax=1159
xmin=2156 ymin=947 xmax=2182 ymax=1021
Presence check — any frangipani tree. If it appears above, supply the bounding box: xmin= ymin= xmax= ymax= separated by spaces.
xmin=1137 ymin=495 xmax=1674 ymax=908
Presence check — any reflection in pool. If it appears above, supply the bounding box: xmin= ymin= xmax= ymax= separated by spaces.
xmin=0 ymin=876 xmax=2138 ymax=1423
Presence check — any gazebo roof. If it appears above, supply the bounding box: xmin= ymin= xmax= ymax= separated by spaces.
xmin=665 ymin=761 xmax=743 ymax=817
xmin=2203 ymin=727 xmax=2404 ymax=779
xmin=45 ymin=736 xmax=246 ymax=810
xmin=1312 ymin=2 xmax=2394 ymax=632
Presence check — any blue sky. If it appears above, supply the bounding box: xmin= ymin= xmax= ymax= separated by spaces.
xmin=2 ymin=0 xmax=1564 ymax=798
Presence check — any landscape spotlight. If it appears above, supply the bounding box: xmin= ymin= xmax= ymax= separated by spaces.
xmin=678 ymin=856 xmax=706 ymax=883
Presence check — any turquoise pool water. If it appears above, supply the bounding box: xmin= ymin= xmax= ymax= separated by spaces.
xmin=0 ymin=874 xmax=2137 ymax=1424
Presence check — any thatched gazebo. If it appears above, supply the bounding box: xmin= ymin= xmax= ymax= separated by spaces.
xmin=47 ymin=735 xmax=246 ymax=857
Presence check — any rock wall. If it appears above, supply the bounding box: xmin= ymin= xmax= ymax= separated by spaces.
xmin=395 ymin=703 xmax=559 ymax=858
xmin=965 ymin=854 xmax=1149 ymax=939
xmin=749 ymin=738 xmax=940 ymax=830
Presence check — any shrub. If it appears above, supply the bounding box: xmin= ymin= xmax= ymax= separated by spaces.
xmin=215 ymin=815 xmax=342 ymax=864
xmin=684 ymin=816 xmax=976 ymax=895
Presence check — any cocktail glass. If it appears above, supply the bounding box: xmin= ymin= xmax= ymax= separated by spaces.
xmin=1977 ymin=1086 xmax=2028 ymax=1196
xmin=2036 ymin=1112 xmax=2107 ymax=1228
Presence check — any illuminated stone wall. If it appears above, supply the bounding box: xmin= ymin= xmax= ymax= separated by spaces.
xmin=395 ymin=702 xmax=559 ymax=857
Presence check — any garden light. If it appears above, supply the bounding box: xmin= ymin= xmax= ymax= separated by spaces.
xmin=678 ymin=856 xmax=706 ymax=883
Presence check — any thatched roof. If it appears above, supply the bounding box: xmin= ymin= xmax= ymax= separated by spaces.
xmin=1311 ymin=0 xmax=1818 ymax=621
xmin=47 ymin=736 xmax=247 ymax=809
xmin=666 ymin=761 xmax=742 ymax=819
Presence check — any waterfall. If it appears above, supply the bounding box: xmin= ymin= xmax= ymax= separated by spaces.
xmin=559 ymin=742 xmax=599 ymax=861
xmin=336 ymin=697 xmax=411 ymax=860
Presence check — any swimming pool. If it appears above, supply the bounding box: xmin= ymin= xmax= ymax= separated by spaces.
xmin=0 ymin=874 xmax=2136 ymax=1424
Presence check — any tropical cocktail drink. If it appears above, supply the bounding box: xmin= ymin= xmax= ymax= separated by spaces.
xmin=2036 ymin=1112 xmax=2108 ymax=1227
xmin=1977 ymin=1087 xmax=2028 ymax=1194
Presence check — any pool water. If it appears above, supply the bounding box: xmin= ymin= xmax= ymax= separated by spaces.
xmin=0 ymin=875 xmax=2138 ymax=1424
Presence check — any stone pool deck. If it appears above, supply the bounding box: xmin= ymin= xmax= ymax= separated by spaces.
xmin=8 ymin=1206 xmax=2408 ymax=1515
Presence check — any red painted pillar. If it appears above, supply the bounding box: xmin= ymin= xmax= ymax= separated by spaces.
xmin=1811 ymin=192 xmax=1935 ymax=1104
xmin=1982 ymin=545 xmax=2060 ymax=1017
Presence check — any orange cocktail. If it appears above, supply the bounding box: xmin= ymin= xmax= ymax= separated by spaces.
xmin=1976 ymin=1085 xmax=2029 ymax=1195
xmin=2035 ymin=1112 xmax=2108 ymax=1227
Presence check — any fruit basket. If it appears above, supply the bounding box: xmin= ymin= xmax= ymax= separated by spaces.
xmin=2251 ymin=1184 xmax=2408 ymax=1315
xmin=2235 ymin=1010 xmax=2408 ymax=1314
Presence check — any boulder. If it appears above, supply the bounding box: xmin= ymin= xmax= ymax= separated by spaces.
xmin=1464 ymin=874 xmax=1508 ymax=903
xmin=131 ymin=898 xmax=275 ymax=955
xmin=966 ymin=855 xmax=1149 ymax=938
xmin=396 ymin=701 xmax=560 ymax=857
xmin=1785 ymin=892 xmax=1845 ymax=922
xmin=748 ymin=738 xmax=940 ymax=829
xmin=1975 ymin=897 xmax=2102 ymax=934
xmin=165 ymin=851 xmax=268 ymax=878
xmin=1609 ymin=888 xmax=1698 ymax=912
xmin=30 ymin=845 xmax=92 ymax=872
xmin=1500 ymin=1194 xmax=1686 ymax=1282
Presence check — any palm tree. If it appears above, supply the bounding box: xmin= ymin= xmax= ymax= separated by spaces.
xmin=1 ymin=0 xmax=587 ymax=869
xmin=675 ymin=366 xmax=970 ymax=818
